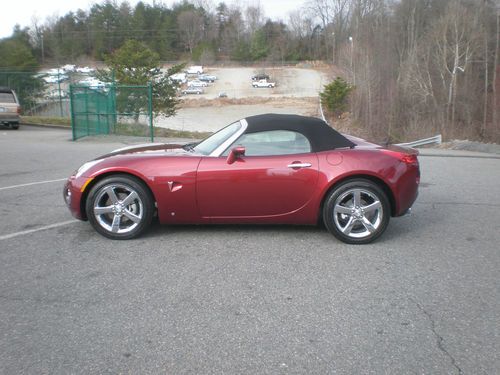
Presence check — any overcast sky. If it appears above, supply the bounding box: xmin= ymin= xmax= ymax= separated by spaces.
xmin=0 ymin=0 xmax=307 ymax=39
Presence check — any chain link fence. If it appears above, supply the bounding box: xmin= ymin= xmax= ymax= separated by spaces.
xmin=70 ymin=83 xmax=153 ymax=141
xmin=1 ymin=69 xmax=154 ymax=141
xmin=0 ymin=69 xmax=89 ymax=118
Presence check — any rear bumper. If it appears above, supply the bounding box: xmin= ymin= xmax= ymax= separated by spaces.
xmin=0 ymin=114 xmax=20 ymax=123
xmin=393 ymin=163 xmax=420 ymax=216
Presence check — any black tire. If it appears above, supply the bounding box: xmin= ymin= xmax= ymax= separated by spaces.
xmin=323 ymin=179 xmax=390 ymax=244
xmin=85 ymin=175 xmax=154 ymax=240
xmin=11 ymin=122 xmax=19 ymax=130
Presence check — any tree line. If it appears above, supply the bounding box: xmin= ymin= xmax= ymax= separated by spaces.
xmin=0 ymin=0 xmax=499 ymax=142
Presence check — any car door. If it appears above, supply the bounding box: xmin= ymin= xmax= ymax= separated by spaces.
xmin=196 ymin=130 xmax=319 ymax=219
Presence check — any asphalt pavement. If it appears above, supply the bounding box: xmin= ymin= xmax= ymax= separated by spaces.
xmin=0 ymin=125 xmax=499 ymax=374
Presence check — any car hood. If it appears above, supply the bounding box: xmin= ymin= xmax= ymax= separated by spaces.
xmin=95 ymin=142 xmax=194 ymax=160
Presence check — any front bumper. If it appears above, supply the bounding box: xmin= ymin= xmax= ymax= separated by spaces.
xmin=63 ymin=176 xmax=92 ymax=221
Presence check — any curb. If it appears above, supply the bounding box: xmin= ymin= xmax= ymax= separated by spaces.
xmin=20 ymin=123 xmax=71 ymax=130
xmin=418 ymin=150 xmax=500 ymax=159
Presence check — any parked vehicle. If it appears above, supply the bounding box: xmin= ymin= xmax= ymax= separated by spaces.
xmin=198 ymin=74 xmax=217 ymax=83
xmin=169 ymin=72 xmax=187 ymax=84
xmin=79 ymin=78 xmax=107 ymax=88
xmin=0 ymin=87 xmax=21 ymax=129
xmin=251 ymin=73 xmax=270 ymax=81
xmin=188 ymin=79 xmax=208 ymax=87
xmin=43 ymin=74 xmax=69 ymax=84
xmin=61 ymin=64 xmax=76 ymax=72
xmin=186 ymin=65 xmax=204 ymax=74
xmin=252 ymin=79 xmax=275 ymax=88
xmin=45 ymin=89 xmax=69 ymax=100
xmin=76 ymin=66 xmax=95 ymax=74
xmin=182 ymin=87 xmax=204 ymax=95
xmin=64 ymin=114 xmax=420 ymax=243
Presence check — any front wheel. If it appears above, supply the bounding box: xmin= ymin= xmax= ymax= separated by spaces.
xmin=11 ymin=122 xmax=19 ymax=129
xmin=323 ymin=179 xmax=390 ymax=244
xmin=85 ymin=175 xmax=154 ymax=240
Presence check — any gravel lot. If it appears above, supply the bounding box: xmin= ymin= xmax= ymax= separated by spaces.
xmin=154 ymin=67 xmax=327 ymax=132
xmin=0 ymin=126 xmax=499 ymax=374
xmin=184 ymin=67 xmax=328 ymax=99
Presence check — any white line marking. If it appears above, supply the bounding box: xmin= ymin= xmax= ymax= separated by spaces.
xmin=0 ymin=178 xmax=67 ymax=191
xmin=0 ymin=220 xmax=78 ymax=241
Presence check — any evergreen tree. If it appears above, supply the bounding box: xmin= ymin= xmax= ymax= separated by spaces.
xmin=320 ymin=78 xmax=353 ymax=117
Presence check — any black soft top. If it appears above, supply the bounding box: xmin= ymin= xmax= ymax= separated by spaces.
xmin=244 ymin=114 xmax=355 ymax=152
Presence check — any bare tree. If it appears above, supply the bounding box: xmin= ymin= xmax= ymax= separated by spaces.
xmin=177 ymin=10 xmax=205 ymax=54
xmin=245 ymin=5 xmax=264 ymax=35
xmin=429 ymin=1 xmax=478 ymax=132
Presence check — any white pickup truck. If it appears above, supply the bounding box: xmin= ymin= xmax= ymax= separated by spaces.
xmin=185 ymin=65 xmax=204 ymax=74
xmin=252 ymin=79 xmax=275 ymax=88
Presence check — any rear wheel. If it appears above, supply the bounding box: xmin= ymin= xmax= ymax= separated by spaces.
xmin=11 ymin=122 xmax=19 ymax=130
xmin=323 ymin=179 xmax=390 ymax=244
xmin=85 ymin=175 xmax=154 ymax=240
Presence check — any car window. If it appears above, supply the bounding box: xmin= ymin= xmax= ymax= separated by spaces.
xmin=193 ymin=121 xmax=242 ymax=155
xmin=0 ymin=93 xmax=16 ymax=103
xmin=225 ymin=130 xmax=311 ymax=156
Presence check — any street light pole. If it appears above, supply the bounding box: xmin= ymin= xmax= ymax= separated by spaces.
xmin=332 ymin=32 xmax=335 ymax=65
xmin=349 ymin=36 xmax=354 ymax=84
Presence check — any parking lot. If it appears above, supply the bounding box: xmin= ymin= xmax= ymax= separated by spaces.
xmin=1 ymin=125 xmax=499 ymax=374
xmin=192 ymin=67 xmax=328 ymax=99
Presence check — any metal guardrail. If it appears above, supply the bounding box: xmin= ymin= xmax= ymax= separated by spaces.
xmin=396 ymin=134 xmax=442 ymax=148
xmin=319 ymin=97 xmax=327 ymax=122
xmin=317 ymin=96 xmax=442 ymax=148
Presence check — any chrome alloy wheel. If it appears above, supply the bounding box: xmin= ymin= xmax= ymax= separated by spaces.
xmin=93 ymin=183 xmax=144 ymax=234
xmin=333 ymin=188 xmax=383 ymax=239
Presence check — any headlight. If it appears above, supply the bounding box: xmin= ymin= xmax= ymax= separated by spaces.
xmin=63 ymin=185 xmax=72 ymax=205
xmin=75 ymin=160 xmax=100 ymax=178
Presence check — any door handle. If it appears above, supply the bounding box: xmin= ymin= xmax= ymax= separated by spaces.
xmin=287 ymin=162 xmax=312 ymax=169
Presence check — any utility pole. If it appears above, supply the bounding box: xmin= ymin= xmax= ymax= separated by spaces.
xmin=41 ymin=33 xmax=45 ymax=64
xmin=349 ymin=36 xmax=355 ymax=85
xmin=332 ymin=32 xmax=335 ymax=65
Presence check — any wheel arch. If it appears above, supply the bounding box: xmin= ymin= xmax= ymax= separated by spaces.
xmin=80 ymin=171 xmax=157 ymax=220
xmin=318 ymin=174 xmax=397 ymax=224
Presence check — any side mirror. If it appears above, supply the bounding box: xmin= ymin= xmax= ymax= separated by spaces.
xmin=226 ymin=146 xmax=245 ymax=164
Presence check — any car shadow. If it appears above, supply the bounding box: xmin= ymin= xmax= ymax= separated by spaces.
xmin=142 ymin=221 xmax=325 ymax=239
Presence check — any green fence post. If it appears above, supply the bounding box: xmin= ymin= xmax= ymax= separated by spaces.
xmin=111 ymin=84 xmax=116 ymax=133
xmin=69 ymin=85 xmax=76 ymax=140
xmin=97 ymin=91 xmax=102 ymax=135
xmin=58 ymin=70 xmax=63 ymax=117
xmin=84 ymin=87 xmax=90 ymax=136
xmin=148 ymin=82 xmax=154 ymax=143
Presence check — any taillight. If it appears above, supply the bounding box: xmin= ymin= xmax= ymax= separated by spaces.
xmin=17 ymin=106 xmax=21 ymax=114
xmin=381 ymin=149 xmax=419 ymax=165
xmin=401 ymin=154 xmax=418 ymax=165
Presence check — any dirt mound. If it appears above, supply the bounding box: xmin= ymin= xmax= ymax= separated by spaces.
xmin=180 ymin=96 xmax=318 ymax=109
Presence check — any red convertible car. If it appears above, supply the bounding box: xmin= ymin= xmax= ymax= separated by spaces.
xmin=64 ymin=114 xmax=419 ymax=244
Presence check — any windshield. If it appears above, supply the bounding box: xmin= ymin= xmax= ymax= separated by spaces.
xmin=0 ymin=93 xmax=16 ymax=103
xmin=193 ymin=121 xmax=242 ymax=155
